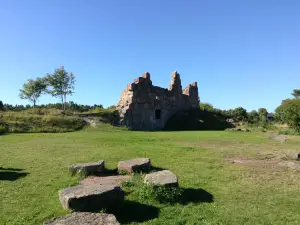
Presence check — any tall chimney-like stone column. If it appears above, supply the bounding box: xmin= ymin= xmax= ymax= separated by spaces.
xmin=169 ymin=71 xmax=182 ymax=96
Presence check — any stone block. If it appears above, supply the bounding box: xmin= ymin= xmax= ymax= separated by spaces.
xmin=44 ymin=212 xmax=120 ymax=225
xmin=118 ymin=158 xmax=151 ymax=173
xmin=69 ymin=161 xmax=104 ymax=176
xmin=144 ymin=170 xmax=178 ymax=187
xmin=59 ymin=184 xmax=124 ymax=211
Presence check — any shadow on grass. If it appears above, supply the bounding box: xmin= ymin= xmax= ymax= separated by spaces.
xmin=0 ymin=167 xmax=29 ymax=181
xmin=110 ymin=188 xmax=212 ymax=223
xmin=151 ymin=186 xmax=214 ymax=205
xmin=108 ymin=200 xmax=159 ymax=224
xmin=150 ymin=166 xmax=167 ymax=172
xmin=180 ymin=188 xmax=214 ymax=204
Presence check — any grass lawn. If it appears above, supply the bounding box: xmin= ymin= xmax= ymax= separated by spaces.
xmin=1 ymin=126 xmax=300 ymax=225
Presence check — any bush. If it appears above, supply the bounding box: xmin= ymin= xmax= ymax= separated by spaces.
xmin=137 ymin=184 xmax=183 ymax=203
xmin=121 ymin=174 xmax=183 ymax=204
xmin=246 ymin=121 xmax=277 ymax=130
xmin=0 ymin=124 xmax=8 ymax=135
xmin=278 ymin=129 xmax=300 ymax=136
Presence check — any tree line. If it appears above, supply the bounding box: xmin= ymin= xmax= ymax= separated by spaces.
xmin=200 ymin=89 xmax=300 ymax=131
xmin=200 ymin=103 xmax=269 ymax=124
xmin=0 ymin=101 xmax=105 ymax=112
xmin=19 ymin=66 xmax=75 ymax=110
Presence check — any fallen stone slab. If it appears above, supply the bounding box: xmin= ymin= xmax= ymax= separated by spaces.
xmin=274 ymin=135 xmax=288 ymax=143
xmin=80 ymin=175 xmax=131 ymax=186
xmin=266 ymin=134 xmax=288 ymax=143
xmin=59 ymin=184 xmax=124 ymax=211
xmin=144 ymin=170 xmax=178 ymax=187
xmin=44 ymin=212 xmax=120 ymax=225
xmin=69 ymin=161 xmax=104 ymax=176
xmin=278 ymin=161 xmax=300 ymax=169
xmin=118 ymin=158 xmax=151 ymax=173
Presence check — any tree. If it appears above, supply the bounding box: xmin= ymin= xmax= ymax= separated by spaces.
xmin=275 ymin=98 xmax=300 ymax=131
xmin=0 ymin=100 xmax=3 ymax=110
xmin=46 ymin=66 xmax=75 ymax=110
xmin=19 ymin=78 xmax=47 ymax=107
xmin=248 ymin=110 xmax=259 ymax=123
xmin=258 ymin=108 xmax=268 ymax=122
xmin=232 ymin=107 xmax=248 ymax=122
xmin=291 ymin=89 xmax=300 ymax=99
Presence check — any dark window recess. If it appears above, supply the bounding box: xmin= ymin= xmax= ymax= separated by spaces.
xmin=155 ymin=109 xmax=161 ymax=120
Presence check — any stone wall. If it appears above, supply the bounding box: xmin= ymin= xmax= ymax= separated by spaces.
xmin=115 ymin=71 xmax=200 ymax=130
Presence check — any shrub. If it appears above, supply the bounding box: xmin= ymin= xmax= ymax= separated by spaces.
xmin=278 ymin=129 xmax=300 ymax=136
xmin=121 ymin=174 xmax=183 ymax=204
xmin=0 ymin=124 xmax=8 ymax=135
xmin=137 ymin=184 xmax=183 ymax=203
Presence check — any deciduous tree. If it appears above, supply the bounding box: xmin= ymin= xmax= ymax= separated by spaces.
xmin=19 ymin=78 xmax=47 ymax=107
xmin=232 ymin=107 xmax=248 ymax=122
xmin=275 ymin=99 xmax=300 ymax=131
xmin=258 ymin=108 xmax=268 ymax=122
xmin=248 ymin=110 xmax=259 ymax=123
xmin=46 ymin=66 xmax=75 ymax=110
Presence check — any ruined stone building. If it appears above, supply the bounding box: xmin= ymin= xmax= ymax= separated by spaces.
xmin=116 ymin=71 xmax=200 ymax=130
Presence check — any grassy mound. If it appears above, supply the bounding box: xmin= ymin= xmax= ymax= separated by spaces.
xmin=0 ymin=111 xmax=86 ymax=133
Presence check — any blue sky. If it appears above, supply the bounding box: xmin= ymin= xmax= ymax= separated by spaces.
xmin=0 ymin=0 xmax=299 ymax=112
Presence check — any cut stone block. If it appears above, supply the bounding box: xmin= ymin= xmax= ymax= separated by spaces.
xmin=44 ymin=212 xmax=120 ymax=225
xmin=80 ymin=175 xmax=131 ymax=186
xmin=118 ymin=158 xmax=151 ymax=173
xmin=69 ymin=161 xmax=104 ymax=176
xmin=144 ymin=170 xmax=178 ymax=187
xmin=59 ymin=184 xmax=124 ymax=211
xmin=266 ymin=134 xmax=288 ymax=143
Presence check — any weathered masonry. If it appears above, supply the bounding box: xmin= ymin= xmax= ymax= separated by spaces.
xmin=116 ymin=71 xmax=200 ymax=130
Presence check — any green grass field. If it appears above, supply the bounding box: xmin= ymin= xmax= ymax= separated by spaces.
xmin=1 ymin=126 xmax=300 ymax=225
